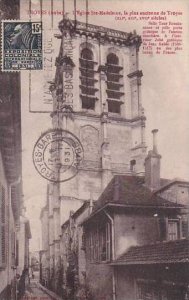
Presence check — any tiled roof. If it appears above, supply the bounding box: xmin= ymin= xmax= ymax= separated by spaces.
xmin=92 ymin=175 xmax=183 ymax=212
xmin=61 ymin=201 xmax=90 ymax=228
xmin=112 ymin=239 xmax=189 ymax=265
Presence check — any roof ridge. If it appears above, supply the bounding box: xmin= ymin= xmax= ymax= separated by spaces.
xmin=113 ymin=238 xmax=189 ymax=265
xmin=118 ymin=238 xmax=189 ymax=257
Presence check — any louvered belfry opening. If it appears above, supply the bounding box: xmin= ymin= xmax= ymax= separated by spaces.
xmin=106 ymin=53 xmax=124 ymax=114
xmin=79 ymin=48 xmax=98 ymax=110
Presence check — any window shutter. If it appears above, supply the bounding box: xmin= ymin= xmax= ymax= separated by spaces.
xmin=159 ymin=218 xmax=167 ymax=241
xmin=182 ymin=217 xmax=188 ymax=238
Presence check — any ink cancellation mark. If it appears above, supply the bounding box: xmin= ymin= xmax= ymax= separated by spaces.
xmin=2 ymin=21 xmax=42 ymax=71
xmin=32 ymin=129 xmax=84 ymax=182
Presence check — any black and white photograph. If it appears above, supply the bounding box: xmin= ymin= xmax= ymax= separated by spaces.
xmin=0 ymin=0 xmax=189 ymax=299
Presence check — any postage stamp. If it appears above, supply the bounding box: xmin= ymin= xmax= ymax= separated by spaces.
xmin=2 ymin=21 xmax=42 ymax=71
xmin=32 ymin=129 xmax=84 ymax=182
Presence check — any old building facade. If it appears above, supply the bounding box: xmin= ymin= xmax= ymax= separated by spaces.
xmin=0 ymin=0 xmax=32 ymax=290
xmin=42 ymin=132 xmax=189 ymax=300
xmin=0 ymin=72 xmax=32 ymax=299
xmin=82 ymin=143 xmax=189 ymax=300
xmin=40 ymin=17 xmax=147 ymax=292
xmin=0 ymin=2 xmax=30 ymax=298
xmin=40 ymin=17 xmax=189 ymax=300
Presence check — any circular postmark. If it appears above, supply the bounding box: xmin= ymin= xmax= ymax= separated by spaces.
xmin=32 ymin=128 xmax=84 ymax=182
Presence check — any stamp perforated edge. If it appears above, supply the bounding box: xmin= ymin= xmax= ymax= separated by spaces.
xmin=1 ymin=20 xmax=43 ymax=72
xmin=1 ymin=19 xmax=20 ymax=72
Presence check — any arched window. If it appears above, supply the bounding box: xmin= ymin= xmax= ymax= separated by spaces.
xmin=79 ymin=48 xmax=98 ymax=110
xmin=130 ymin=159 xmax=136 ymax=171
xmin=106 ymin=53 xmax=124 ymax=114
xmin=107 ymin=53 xmax=119 ymax=65
xmin=81 ymin=48 xmax=93 ymax=61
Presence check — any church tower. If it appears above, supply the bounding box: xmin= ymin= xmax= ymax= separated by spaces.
xmin=51 ymin=17 xmax=146 ymax=197
xmin=43 ymin=18 xmax=147 ymax=288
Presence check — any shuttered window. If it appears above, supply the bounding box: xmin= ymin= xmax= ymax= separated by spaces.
xmin=159 ymin=217 xmax=188 ymax=241
xmin=181 ymin=216 xmax=188 ymax=238
xmin=106 ymin=53 xmax=124 ymax=114
xmin=0 ymin=184 xmax=6 ymax=267
xmin=87 ymin=222 xmax=111 ymax=262
xmin=159 ymin=218 xmax=167 ymax=241
xmin=79 ymin=48 xmax=98 ymax=110
xmin=167 ymin=219 xmax=179 ymax=241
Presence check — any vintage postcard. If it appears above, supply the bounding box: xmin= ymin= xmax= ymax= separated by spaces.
xmin=0 ymin=0 xmax=189 ymax=299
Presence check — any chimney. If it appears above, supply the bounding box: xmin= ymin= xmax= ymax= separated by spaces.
xmin=89 ymin=191 xmax=93 ymax=215
xmin=145 ymin=129 xmax=161 ymax=190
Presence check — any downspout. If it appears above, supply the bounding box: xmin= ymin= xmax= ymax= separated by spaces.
xmin=104 ymin=210 xmax=116 ymax=300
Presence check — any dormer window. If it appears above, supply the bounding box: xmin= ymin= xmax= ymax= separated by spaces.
xmin=106 ymin=53 xmax=124 ymax=114
xmin=167 ymin=219 xmax=179 ymax=241
xmin=159 ymin=217 xmax=188 ymax=241
xmin=79 ymin=48 xmax=98 ymax=110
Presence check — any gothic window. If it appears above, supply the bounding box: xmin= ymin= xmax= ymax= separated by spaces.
xmin=0 ymin=184 xmax=6 ymax=267
xmin=107 ymin=53 xmax=119 ymax=65
xmin=106 ymin=53 xmax=124 ymax=114
xmin=79 ymin=48 xmax=98 ymax=110
xmin=81 ymin=48 xmax=93 ymax=61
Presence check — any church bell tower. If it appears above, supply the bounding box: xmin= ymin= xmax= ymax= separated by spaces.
xmin=51 ymin=18 xmax=146 ymax=197
xmin=46 ymin=18 xmax=147 ymax=283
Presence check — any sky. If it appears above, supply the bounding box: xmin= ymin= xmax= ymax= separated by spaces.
xmin=20 ymin=0 xmax=189 ymax=251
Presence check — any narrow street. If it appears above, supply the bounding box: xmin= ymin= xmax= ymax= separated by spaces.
xmin=22 ymin=280 xmax=52 ymax=300
xmin=21 ymin=273 xmax=61 ymax=300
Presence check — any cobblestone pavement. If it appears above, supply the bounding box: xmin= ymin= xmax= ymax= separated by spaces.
xmin=21 ymin=278 xmax=54 ymax=300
